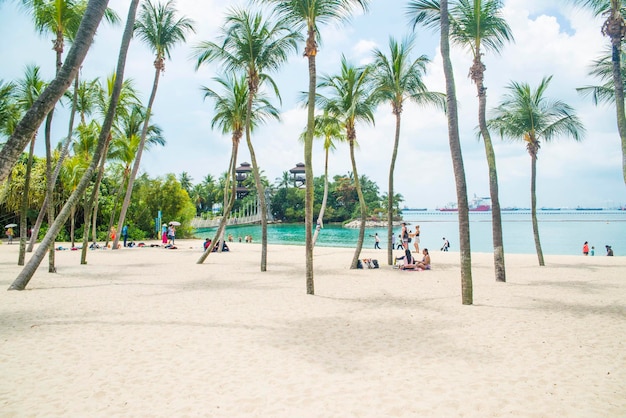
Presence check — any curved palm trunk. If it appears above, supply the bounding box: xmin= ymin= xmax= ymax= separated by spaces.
xmin=312 ymin=147 xmax=330 ymax=246
xmin=349 ymin=138 xmax=367 ymax=269
xmin=387 ymin=111 xmax=401 ymax=265
xmin=9 ymin=0 xmax=140 ymax=290
xmin=113 ymin=65 xmax=161 ymax=250
xmin=530 ymin=154 xmax=545 ymax=266
xmin=304 ymin=27 xmax=317 ymax=295
xmin=18 ymin=134 xmax=37 ymax=265
xmin=441 ymin=0 xmax=472 ymax=305
xmin=44 ymin=110 xmax=56 ymax=272
xmin=245 ymin=82 xmax=268 ymax=271
xmin=473 ymin=57 xmax=506 ymax=282
xmin=197 ymin=141 xmax=239 ymax=263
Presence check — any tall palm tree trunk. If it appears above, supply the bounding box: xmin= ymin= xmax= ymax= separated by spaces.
xmin=9 ymin=0 xmax=140 ymax=290
xmin=26 ymin=74 xmax=80 ymax=253
xmin=113 ymin=65 xmax=161 ymax=250
xmin=349 ymin=138 xmax=367 ymax=269
xmin=304 ymin=28 xmax=317 ymax=295
xmin=18 ymin=134 xmax=37 ymax=265
xmin=44 ymin=110 xmax=56 ymax=272
xmin=441 ymin=0 xmax=472 ymax=305
xmin=387 ymin=111 xmax=401 ymax=265
xmin=312 ymin=148 xmax=330 ymax=246
xmin=245 ymin=81 xmax=268 ymax=271
xmin=530 ymin=154 xmax=544 ymax=266
xmin=474 ymin=58 xmax=506 ymax=282
xmin=197 ymin=141 xmax=239 ymax=263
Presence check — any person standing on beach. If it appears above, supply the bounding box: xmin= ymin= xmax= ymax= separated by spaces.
xmin=161 ymin=224 xmax=168 ymax=244
xmin=401 ymin=223 xmax=409 ymax=249
xmin=374 ymin=233 xmax=381 ymax=249
xmin=121 ymin=224 xmax=129 ymax=247
xmin=6 ymin=227 xmax=14 ymax=244
xmin=413 ymin=225 xmax=420 ymax=253
xmin=583 ymin=241 xmax=589 ymax=256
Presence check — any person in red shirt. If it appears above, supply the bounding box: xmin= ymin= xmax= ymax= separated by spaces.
xmin=582 ymin=241 xmax=589 ymax=256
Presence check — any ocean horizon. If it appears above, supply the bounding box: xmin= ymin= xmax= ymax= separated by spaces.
xmin=194 ymin=210 xmax=626 ymax=257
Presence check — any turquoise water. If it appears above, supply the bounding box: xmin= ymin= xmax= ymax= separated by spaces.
xmin=194 ymin=210 xmax=626 ymax=256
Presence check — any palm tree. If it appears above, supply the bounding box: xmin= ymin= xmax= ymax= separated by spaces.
xmin=194 ymin=8 xmax=299 ymax=271
xmin=13 ymin=65 xmax=46 ymax=265
xmin=569 ymin=0 xmax=626 ymax=184
xmin=488 ymin=76 xmax=585 ymax=266
xmin=112 ymin=0 xmax=194 ymax=250
xmin=179 ymin=172 xmax=193 ymax=195
xmin=196 ymin=74 xmax=280 ymax=264
xmin=261 ymin=0 xmax=371 ymax=294
xmin=10 ymin=0 xmax=141 ymax=290
xmin=0 ymin=81 xmax=17 ymax=139
xmin=370 ymin=34 xmax=446 ymax=265
xmin=317 ymin=56 xmax=376 ymax=269
xmin=20 ymin=0 xmax=120 ymax=271
xmin=408 ymin=0 xmax=473 ymax=304
xmin=302 ymin=110 xmax=345 ymax=246
xmin=408 ymin=0 xmax=512 ymax=282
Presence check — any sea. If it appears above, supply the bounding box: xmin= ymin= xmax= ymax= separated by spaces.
xmin=194 ymin=209 xmax=626 ymax=256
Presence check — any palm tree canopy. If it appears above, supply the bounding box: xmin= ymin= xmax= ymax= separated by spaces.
xmin=577 ymin=46 xmax=626 ymax=104
xmin=567 ymin=0 xmax=625 ymax=16
xmin=317 ymin=55 xmax=376 ymax=139
xmin=370 ymin=35 xmax=446 ymax=114
xmin=134 ymin=0 xmax=195 ymax=66
xmin=201 ymin=74 xmax=280 ymax=138
xmin=488 ymin=76 xmax=586 ymax=151
xmin=257 ymin=0 xmax=370 ymax=42
xmin=194 ymin=7 xmax=300 ymax=102
xmin=407 ymin=0 xmax=513 ymax=55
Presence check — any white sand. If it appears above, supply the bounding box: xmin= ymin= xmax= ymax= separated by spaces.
xmin=1 ymin=240 xmax=625 ymax=417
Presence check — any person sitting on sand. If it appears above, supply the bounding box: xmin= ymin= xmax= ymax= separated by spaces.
xmin=399 ymin=249 xmax=416 ymax=270
xmin=204 ymin=238 xmax=212 ymax=250
xmin=416 ymin=248 xmax=431 ymax=270
xmin=401 ymin=248 xmax=431 ymax=270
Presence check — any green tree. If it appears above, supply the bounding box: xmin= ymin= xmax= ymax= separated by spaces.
xmin=10 ymin=0 xmax=140 ymax=290
xmin=113 ymin=0 xmax=194 ymax=250
xmin=317 ymin=56 xmax=376 ymax=269
xmin=195 ymin=74 xmax=280 ymax=263
xmin=488 ymin=76 xmax=585 ymax=266
xmin=409 ymin=0 xmax=512 ymax=282
xmin=370 ymin=34 xmax=446 ymax=265
xmin=179 ymin=171 xmax=193 ymax=195
xmin=194 ymin=8 xmax=298 ymax=271
xmin=261 ymin=0 xmax=371 ymax=294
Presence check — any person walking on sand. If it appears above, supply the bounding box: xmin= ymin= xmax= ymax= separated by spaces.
xmin=401 ymin=223 xmax=409 ymax=250
xmin=374 ymin=233 xmax=381 ymax=249
xmin=583 ymin=241 xmax=589 ymax=256
xmin=6 ymin=227 xmax=14 ymax=244
xmin=441 ymin=237 xmax=450 ymax=251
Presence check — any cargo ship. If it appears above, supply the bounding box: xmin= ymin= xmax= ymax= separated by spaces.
xmin=437 ymin=195 xmax=491 ymax=212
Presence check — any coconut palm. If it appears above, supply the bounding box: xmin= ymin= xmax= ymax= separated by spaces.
xmin=260 ymin=0 xmax=370 ymax=294
xmin=12 ymin=65 xmax=46 ymax=265
xmin=112 ymin=0 xmax=194 ymax=250
xmin=317 ymin=56 xmax=376 ymax=269
xmin=408 ymin=0 xmax=473 ymax=304
xmin=569 ymin=0 xmax=626 ymax=184
xmin=370 ymin=34 xmax=446 ymax=266
xmin=488 ymin=76 xmax=585 ymax=266
xmin=300 ymin=110 xmax=345 ymax=246
xmin=0 ymin=81 xmax=17 ymax=139
xmin=408 ymin=0 xmax=512 ymax=282
xmin=10 ymin=0 xmax=140 ymax=290
xmin=194 ymin=8 xmax=299 ymax=271
xmin=196 ymin=74 xmax=280 ymax=264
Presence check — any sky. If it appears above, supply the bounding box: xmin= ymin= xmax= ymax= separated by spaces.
xmin=1 ymin=0 xmax=625 ymax=209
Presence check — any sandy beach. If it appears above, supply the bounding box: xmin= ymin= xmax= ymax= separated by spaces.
xmin=1 ymin=240 xmax=625 ymax=417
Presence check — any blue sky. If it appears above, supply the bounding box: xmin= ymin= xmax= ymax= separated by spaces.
xmin=1 ymin=0 xmax=625 ymax=209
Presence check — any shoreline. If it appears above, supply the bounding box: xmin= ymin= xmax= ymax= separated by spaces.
xmin=1 ymin=241 xmax=625 ymax=416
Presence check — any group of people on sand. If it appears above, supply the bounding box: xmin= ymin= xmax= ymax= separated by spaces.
xmin=582 ymin=241 xmax=614 ymax=256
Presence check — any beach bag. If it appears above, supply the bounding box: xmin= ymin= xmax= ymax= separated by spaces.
xmin=372 ymin=259 xmax=379 ymax=269
xmin=357 ymin=259 xmax=363 ymax=269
